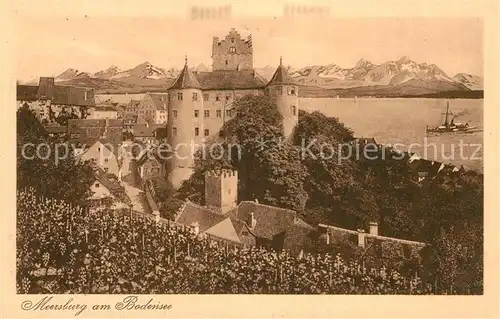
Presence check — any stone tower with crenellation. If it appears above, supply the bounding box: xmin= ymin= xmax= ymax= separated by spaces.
xmin=212 ymin=28 xmax=253 ymax=71
xmin=204 ymin=169 xmax=238 ymax=214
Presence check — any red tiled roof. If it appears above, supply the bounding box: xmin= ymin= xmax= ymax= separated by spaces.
xmin=169 ymin=63 xmax=202 ymax=90
xmin=18 ymin=77 xmax=95 ymax=106
xmin=147 ymin=93 xmax=168 ymax=110
xmin=67 ymin=119 xmax=123 ymax=149
xmin=229 ymin=201 xmax=299 ymax=240
xmin=196 ymin=70 xmax=267 ymax=90
xmin=133 ymin=124 xmax=153 ymax=138
xmin=94 ymin=168 xmax=131 ymax=204
xmin=175 ymin=201 xmax=227 ymax=232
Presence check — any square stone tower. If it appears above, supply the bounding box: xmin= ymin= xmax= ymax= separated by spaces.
xmin=204 ymin=169 xmax=238 ymax=214
xmin=212 ymin=28 xmax=253 ymax=71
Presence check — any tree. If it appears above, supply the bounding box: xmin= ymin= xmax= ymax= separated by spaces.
xmin=178 ymin=94 xmax=309 ymax=211
xmin=17 ymin=108 xmax=95 ymax=204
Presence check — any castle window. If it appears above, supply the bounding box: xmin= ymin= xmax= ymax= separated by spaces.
xmin=104 ymin=158 xmax=109 ymax=163
xmin=172 ymin=127 xmax=177 ymax=136
xmin=192 ymin=93 xmax=198 ymax=101
xmin=226 ymin=94 xmax=232 ymax=101
xmin=216 ymin=110 xmax=222 ymax=117
xmin=231 ymin=38 xmax=235 ymax=43
xmin=203 ymin=93 xmax=209 ymax=101
xmin=226 ymin=109 xmax=232 ymax=117
xmin=291 ymin=105 xmax=297 ymax=116
xmin=194 ymin=110 xmax=199 ymax=117
xmin=177 ymin=93 xmax=183 ymax=100
xmin=95 ymin=183 xmax=99 ymax=188
xmin=195 ymin=127 xmax=199 ymax=136
xmin=204 ymin=129 xmax=209 ymax=137
xmin=228 ymin=188 xmax=231 ymax=195
xmin=276 ymin=86 xmax=283 ymax=95
xmin=225 ymin=60 xmax=228 ymax=65
xmin=204 ymin=110 xmax=210 ymax=118
xmin=216 ymin=95 xmax=220 ymax=101
xmin=229 ymin=47 xmax=236 ymax=53
xmin=288 ymin=87 xmax=296 ymax=95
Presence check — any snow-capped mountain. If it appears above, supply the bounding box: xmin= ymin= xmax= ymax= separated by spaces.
xmin=55 ymin=68 xmax=91 ymax=82
xmin=290 ymin=56 xmax=456 ymax=88
xmin=110 ymin=62 xmax=171 ymax=80
xmin=94 ymin=65 xmax=120 ymax=79
xmin=452 ymin=73 xmax=483 ymax=90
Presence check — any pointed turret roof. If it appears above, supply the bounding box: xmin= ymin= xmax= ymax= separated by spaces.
xmin=267 ymin=57 xmax=296 ymax=86
xmin=168 ymin=56 xmax=202 ymax=90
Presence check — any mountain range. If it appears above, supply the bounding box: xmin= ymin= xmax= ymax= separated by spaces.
xmin=20 ymin=57 xmax=483 ymax=96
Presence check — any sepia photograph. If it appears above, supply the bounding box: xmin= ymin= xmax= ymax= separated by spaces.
xmin=4 ymin=1 xmax=498 ymax=314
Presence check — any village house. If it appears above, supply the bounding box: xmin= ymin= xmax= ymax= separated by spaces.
xmin=90 ymin=167 xmax=131 ymax=209
xmin=88 ymin=105 xmax=119 ymax=120
xmin=125 ymin=99 xmax=141 ymax=117
xmin=173 ymin=169 xmax=315 ymax=254
xmin=123 ymin=114 xmax=137 ymax=133
xmin=80 ymin=139 xmax=122 ymax=177
xmin=135 ymin=148 xmax=165 ymax=186
xmin=16 ymin=77 xmax=95 ymax=123
xmin=138 ymin=93 xmax=168 ymax=124
xmin=133 ymin=124 xmax=155 ymax=144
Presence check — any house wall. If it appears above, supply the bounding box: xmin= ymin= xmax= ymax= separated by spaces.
xmin=201 ymin=89 xmax=263 ymax=138
xmin=140 ymin=158 xmax=164 ymax=182
xmin=80 ymin=141 xmax=120 ymax=177
xmin=90 ymin=180 xmax=113 ymax=199
xmin=155 ymin=109 xmax=168 ymax=124
xmin=88 ymin=110 xmax=118 ymax=120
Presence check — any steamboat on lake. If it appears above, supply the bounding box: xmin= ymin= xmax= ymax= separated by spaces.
xmin=426 ymin=100 xmax=476 ymax=135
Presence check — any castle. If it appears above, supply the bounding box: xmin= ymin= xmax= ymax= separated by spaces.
xmin=166 ymin=28 xmax=299 ymax=188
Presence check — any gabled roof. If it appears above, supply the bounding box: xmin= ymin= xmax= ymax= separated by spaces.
xmin=205 ymin=218 xmax=242 ymax=243
xmin=52 ymin=85 xmax=95 ymax=107
xmin=17 ymin=85 xmax=38 ymax=101
xmin=136 ymin=149 xmax=162 ymax=167
xmin=147 ymin=93 xmax=168 ymax=110
xmin=168 ymin=62 xmax=202 ymax=90
xmin=229 ymin=201 xmax=299 ymax=240
xmin=18 ymin=77 xmax=95 ymax=106
xmin=175 ymin=201 xmax=227 ymax=232
xmin=267 ymin=59 xmax=297 ymax=86
xmin=94 ymin=168 xmax=131 ymax=204
xmin=196 ymin=70 xmax=267 ymax=90
xmin=67 ymin=119 xmax=123 ymax=150
xmin=133 ymin=124 xmax=153 ymax=138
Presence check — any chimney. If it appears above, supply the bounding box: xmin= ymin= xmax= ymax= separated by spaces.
xmin=357 ymin=229 xmax=366 ymax=248
xmin=369 ymin=222 xmax=379 ymax=236
xmin=250 ymin=212 xmax=256 ymax=229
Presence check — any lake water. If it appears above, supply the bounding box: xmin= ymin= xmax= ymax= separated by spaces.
xmin=300 ymin=98 xmax=483 ymax=172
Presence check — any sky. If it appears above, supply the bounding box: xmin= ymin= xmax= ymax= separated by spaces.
xmin=14 ymin=8 xmax=483 ymax=81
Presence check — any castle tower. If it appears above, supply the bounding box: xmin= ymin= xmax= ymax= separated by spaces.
xmin=167 ymin=57 xmax=204 ymax=188
xmin=266 ymin=57 xmax=299 ymax=139
xmin=212 ymin=28 xmax=253 ymax=71
xmin=204 ymin=169 xmax=238 ymax=214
